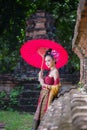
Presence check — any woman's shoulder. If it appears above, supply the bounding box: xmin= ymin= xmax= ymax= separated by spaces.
xmin=53 ymin=68 xmax=59 ymax=78
xmin=53 ymin=68 xmax=59 ymax=73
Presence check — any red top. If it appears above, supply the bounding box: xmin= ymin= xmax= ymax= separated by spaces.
xmin=42 ymin=75 xmax=60 ymax=90
xmin=44 ymin=75 xmax=59 ymax=85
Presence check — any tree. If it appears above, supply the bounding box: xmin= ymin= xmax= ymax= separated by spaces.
xmin=0 ymin=0 xmax=79 ymax=73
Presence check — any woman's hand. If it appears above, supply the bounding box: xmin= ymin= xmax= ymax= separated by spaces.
xmin=38 ymin=70 xmax=43 ymax=82
xmin=38 ymin=70 xmax=51 ymax=89
xmin=38 ymin=70 xmax=44 ymax=86
xmin=46 ymin=85 xmax=51 ymax=90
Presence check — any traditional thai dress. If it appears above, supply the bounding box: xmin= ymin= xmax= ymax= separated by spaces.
xmin=34 ymin=74 xmax=61 ymax=123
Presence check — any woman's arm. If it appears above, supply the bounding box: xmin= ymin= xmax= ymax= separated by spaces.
xmin=38 ymin=70 xmax=51 ymax=88
xmin=38 ymin=70 xmax=45 ymax=86
xmin=38 ymin=69 xmax=60 ymax=88
xmin=53 ymin=69 xmax=59 ymax=80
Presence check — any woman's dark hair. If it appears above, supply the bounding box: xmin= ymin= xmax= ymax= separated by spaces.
xmin=44 ymin=49 xmax=56 ymax=64
xmin=44 ymin=49 xmax=54 ymax=59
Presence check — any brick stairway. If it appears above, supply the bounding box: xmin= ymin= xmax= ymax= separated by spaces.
xmin=0 ymin=122 xmax=5 ymax=130
xmin=18 ymin=81 xmax=40 ymax=113
xmin=18 ymin=73 xmax=79 ymax=113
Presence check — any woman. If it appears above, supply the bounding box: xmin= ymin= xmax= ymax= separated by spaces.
xmin=31 ymin=49 xmax=61 ymax=130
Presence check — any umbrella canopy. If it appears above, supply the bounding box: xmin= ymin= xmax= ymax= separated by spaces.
xmin=20 ymin=39 xmax=68 ymax=70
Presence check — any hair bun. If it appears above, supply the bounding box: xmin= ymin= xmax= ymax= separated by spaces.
xmin=44 ymin=48 xmax=59 ymax=64
xmin=45 ymin=48 xmax=52 ymax=55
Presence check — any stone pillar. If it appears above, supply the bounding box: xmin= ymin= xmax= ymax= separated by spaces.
xmin=72 ymin=0 xmax=87 ymax=90
xmin=73 ymin=47 xmax=87 ymax=89
xmin=14 ymin=10 xmax=56 ymax=79
xmin=25 ymin=10 xmax=56 ymax=41
xmin=13 ymin=10 xmax=57 ymax=113
xmin=80 ymin=58 xmax=87 ymax=87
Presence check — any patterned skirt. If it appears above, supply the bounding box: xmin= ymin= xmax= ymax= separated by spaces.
xmin=34 ymin=88 xmax=50 ymax=121
xmin=34 ymin=84 xmax=60 ymax=121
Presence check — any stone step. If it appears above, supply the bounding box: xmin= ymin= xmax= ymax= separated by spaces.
xmin=18 ymin=105 xmax=37 ymax=112
xmin=22 ymin=83 xmax=40 ymax=90
xmin=21 ymin=91 xmax=40 ymax=98
xmin=18 ymin=83 xmax=40 ymax=113
xmin=72 ymin=105 xmax=87 ymax=111
xmin=19 ymin=83 xmax=75 ymax=113
xmin=21 ymin=89 xmax=40 ymax=93
xmin=0 ymin=122 xmax=5 ymax=130
xmin=19 ymin=98 xmax=38 ymax=105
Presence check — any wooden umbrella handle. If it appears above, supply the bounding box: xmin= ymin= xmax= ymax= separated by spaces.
xmin=41 ymin=57 xmax=44 ymax=71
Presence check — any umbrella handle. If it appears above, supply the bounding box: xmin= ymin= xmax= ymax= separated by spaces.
xmin=41 ymin=58 xmax=44 ymax=70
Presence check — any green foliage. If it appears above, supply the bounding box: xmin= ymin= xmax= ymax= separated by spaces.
xmin=0 ymin=86 xmax=23 ymax=110
xmin=0 ymin=0 xmax=79 ymax=73
xmin=51 ymin=0 xmax=79 ymax=72
xmin=16 ymin=28 xmax=25 ymax=44
xmin=0 ymin=110 xmax=33 ymax=130
xmin=8 ymin=86 xmax=23 ymax=109
xmin=77 ymin=81 xmax=86 ymax=92
xmin=0 ymin=37 xmax=19 ymax=73
xmin=0 ymin=91 xmax=7 ymax=109
xmin=0 ymin=91 xmax=6 ymax=99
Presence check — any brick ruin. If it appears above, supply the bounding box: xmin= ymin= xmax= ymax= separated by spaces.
xmin=25 ymin=10 xmax=56 ymax=41
xmin=14 ymin=10 xmax=57 ymax=81
xmin=0 ymin=10 xmax=79 ymax=114
xmin=0 ymin=10 xmax=64 ymax=113
xmin=19 ymin=9 xmax=79 ymax=79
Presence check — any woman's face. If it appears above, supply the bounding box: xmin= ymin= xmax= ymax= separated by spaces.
xmin=45 ymin=55 xmax=55 ymax=68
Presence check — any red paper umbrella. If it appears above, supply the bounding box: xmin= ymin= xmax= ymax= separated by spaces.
xmin=20 ymin=39 xmax=68 ymax=70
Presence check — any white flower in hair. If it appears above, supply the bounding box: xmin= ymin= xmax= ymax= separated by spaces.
xmin=51 ymin=50 xmax=59 ymax=62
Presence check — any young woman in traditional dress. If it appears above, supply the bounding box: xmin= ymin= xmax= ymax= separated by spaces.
xmin=31 ymin=49 xmax=61 ymax=130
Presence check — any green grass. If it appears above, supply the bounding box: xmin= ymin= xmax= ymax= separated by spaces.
xmin=0 ymin=110 xmax=34 ymax=130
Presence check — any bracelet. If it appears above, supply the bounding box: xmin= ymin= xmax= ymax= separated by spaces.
xmin=46 ymin=86 xmax=48 ymax=89
xmin=45 ymin=86 xmax=48 ymax=89
xmin=46 ymin=86 xmax=51 ymax=90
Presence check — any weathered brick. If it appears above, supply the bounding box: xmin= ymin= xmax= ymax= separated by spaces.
xmin=35 ymin=22 xmax=45 ymax=29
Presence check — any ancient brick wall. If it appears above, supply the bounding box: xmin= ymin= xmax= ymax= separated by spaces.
xmin=14 ymin=10 xmax=56 ymax=85
xmin=0 ymin=74 xmax=18 ymax=93
xmin=18 ymin=80 xmax=40 ymax=113
xmin=80 ymin=58 xmax=87 ymax=85
xmin=25 ymin=10 xmax=56 ymax=41
xmin=0 ymin=74 xmax=40 ymax=113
